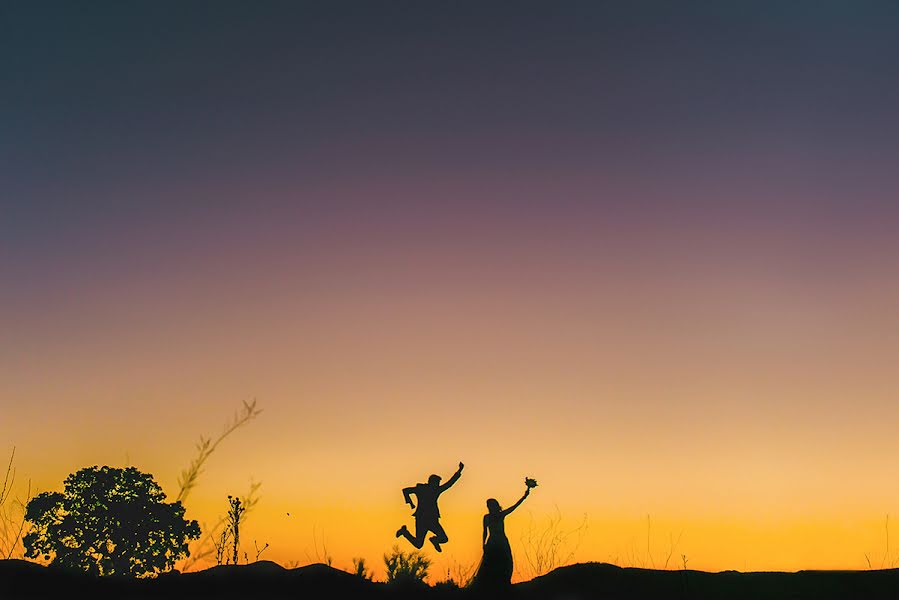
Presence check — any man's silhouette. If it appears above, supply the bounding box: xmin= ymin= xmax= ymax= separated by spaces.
xmin=396 ymin=461 xmax=464 ymax=552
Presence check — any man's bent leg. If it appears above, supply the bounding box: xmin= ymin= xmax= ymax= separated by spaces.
xmin=399 ymin=518 xmax=428 ymax=549
xmin=429 ymin=522 xmax=448 ymax=552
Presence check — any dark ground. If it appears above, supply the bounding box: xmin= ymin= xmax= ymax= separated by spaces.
xmin=3 ymin=559 xmax=899 ymax=599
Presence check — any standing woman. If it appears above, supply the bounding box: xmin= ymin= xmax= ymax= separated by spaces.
xmin=471 ymin=477 xmax=538 ymax=590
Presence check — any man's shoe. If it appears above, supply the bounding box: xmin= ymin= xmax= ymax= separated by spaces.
xmin=396 ymin=525 xmax=408 ymax=538
xmin=429 ymin=536 xmax=442 ymax=552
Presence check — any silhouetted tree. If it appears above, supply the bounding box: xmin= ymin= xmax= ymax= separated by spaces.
xmin=23 ymin=465 xmax=200 ymax=577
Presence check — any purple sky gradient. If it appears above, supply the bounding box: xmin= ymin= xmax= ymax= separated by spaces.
xmin=3 ymin=1 xmax=899 ymax=573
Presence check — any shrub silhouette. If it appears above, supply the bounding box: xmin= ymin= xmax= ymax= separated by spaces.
xmin=23 ymin=465 xmax=200 ymax=577
xmin=352 ymin=556 xmax=373 ymax=580
xmin=383 ymin=544 xmax=430 ymax=584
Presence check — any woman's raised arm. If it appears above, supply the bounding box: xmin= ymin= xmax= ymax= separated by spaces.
xmin=501 ymin=487 xmax=530 ymax=517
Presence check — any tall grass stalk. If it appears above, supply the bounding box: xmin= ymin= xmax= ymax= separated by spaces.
xmin=175 ymin=399 xmax=262 ymax=572
xmin=0 ymin=447 xmax=31 ymax=560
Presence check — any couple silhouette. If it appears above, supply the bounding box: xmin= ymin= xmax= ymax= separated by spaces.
xmin=395 ymin=461 xmax=535 ymax=588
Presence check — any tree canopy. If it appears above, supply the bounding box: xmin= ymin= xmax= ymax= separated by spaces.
xmin=24 ymin=465 xmax=200 ymax=577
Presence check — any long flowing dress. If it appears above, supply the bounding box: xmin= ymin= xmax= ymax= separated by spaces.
xmin=471 ymin=511 xmax=513 ymax=589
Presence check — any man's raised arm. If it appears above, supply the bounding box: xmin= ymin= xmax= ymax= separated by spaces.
xmin=438 ymin=462 xmax=464 ymax=492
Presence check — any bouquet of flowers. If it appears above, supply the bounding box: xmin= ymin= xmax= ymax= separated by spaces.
xmin=525 ymin=477 xmax=538 ymax=489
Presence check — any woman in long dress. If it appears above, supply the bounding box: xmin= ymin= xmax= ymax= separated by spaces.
xmin=471 ymin=481 xmax=532 ymax=590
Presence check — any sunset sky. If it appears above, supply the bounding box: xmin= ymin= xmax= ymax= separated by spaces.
xmin=3 ymin=1 xmax=899 ymax=580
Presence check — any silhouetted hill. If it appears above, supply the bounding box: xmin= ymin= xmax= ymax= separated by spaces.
xmin=0 ymin=560 xmax=382 ymax=600
xmin=3 ymin=559 xmax=899 ymax=599
xmin=517 ymin=562 xmax=899 ymax=600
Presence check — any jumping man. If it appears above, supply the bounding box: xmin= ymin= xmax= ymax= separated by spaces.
xmin=396 ymin=461 xmax=464 ymax=552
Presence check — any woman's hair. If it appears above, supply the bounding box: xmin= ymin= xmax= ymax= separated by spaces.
xmin=486 ymin=498 xmax=501 ymax=513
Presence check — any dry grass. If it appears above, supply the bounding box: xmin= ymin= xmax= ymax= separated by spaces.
xmin=0 ymin=447 xmax=32 ymax=560
xmin=516 ymin=506 xmax=588 ymax=580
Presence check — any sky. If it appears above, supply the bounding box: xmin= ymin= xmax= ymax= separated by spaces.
xmin=3 ymin=1 xmax=899 ymax=580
